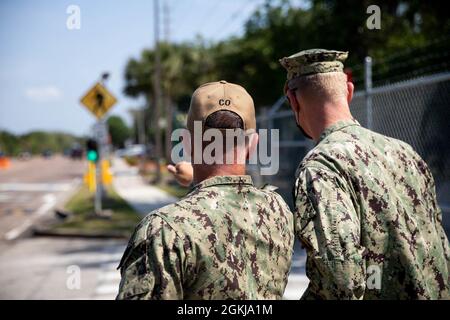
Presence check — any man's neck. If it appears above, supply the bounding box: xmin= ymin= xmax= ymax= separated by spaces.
xmin=193 ymin=164 xmax=246 ymax=185
xmin=309 ymin=101 xmax=353 ymax=141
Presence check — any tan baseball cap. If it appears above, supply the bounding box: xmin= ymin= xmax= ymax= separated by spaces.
xmin=187 ymin=80 xmax=256 ymax=132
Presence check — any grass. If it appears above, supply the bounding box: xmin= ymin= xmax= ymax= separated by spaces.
xmin=158 ymin=183 xmax=190 ymax=198
xmin=123 ymin=156 xmax=139 ymax=166
xmin=51 ymin=185 xmax=141 ymax=237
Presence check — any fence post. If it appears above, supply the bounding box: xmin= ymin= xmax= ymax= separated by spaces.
xmin=267 ymin=109 xmax=275 ymax=184
xmin=364 ymin=56 xmax=373 ymax=129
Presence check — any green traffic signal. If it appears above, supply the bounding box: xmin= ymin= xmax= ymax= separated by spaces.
xmin=86 ymin=138 xmax=99 ymax=162
xmin=87 ymin=150 xmax=98 ymax=162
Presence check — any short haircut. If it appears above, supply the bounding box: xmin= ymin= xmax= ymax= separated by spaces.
xmin=295 ymin=72 xmax=348 ymax=101
xmin=203 ymin=110 xmax=247 ymax=157
xmin=204 ymin=110 xmax=244 ymax=129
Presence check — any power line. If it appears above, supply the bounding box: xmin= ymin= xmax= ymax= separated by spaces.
xmin=213 ymin=0 xmax=259 ymax=39
xmin=193 ymin=1 xmax=223 ymax=36
xmin=169 ymin=0 xmax=214 ymax=41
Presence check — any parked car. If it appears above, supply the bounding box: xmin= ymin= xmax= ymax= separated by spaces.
xmin=42 ymin=149 xmax=53 ymax=158
xmin=18 ymin=151 xmax=32 ymax=161
xmin=117 ymin=144 xmax=146 ymax=157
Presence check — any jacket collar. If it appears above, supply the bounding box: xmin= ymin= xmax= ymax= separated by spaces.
xmin=193 ymin=175 xmax=253 ymax=190
xmin=318 ymin=118 xmax=360 ymax=144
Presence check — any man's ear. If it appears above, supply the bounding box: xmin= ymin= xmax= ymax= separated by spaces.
xmin=286 ymin=89 xmax=300 ymax=113
xmin=347 ymin=81 xmax=354 ymax=103
xmin=181 ymin=130 xmax=192 ymax=160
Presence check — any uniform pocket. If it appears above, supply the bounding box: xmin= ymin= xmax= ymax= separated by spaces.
xmin=117 ymin=254 xmax=154 ymax=299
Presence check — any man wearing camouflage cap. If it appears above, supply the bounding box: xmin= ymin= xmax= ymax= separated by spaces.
xmin=116 ymin=81 xmax=294 ymax=300
xmin=280 ymin=49 xmax=450 ymax=299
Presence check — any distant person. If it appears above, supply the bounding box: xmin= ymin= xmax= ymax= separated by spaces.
xmin=279 ymin=49 xmax=449 ymax=299
xmin=117 ymin=81 xmax=294 ymax=300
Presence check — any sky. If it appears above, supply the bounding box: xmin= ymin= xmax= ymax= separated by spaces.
xmin=0 ymin=0 xmax=278 ymax=136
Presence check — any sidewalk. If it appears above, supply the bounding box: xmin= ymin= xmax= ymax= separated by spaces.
xmin=111 ymin=158 xmax=178 ymax=216
xmin=0 ymin=237 xmax=126 ymax=299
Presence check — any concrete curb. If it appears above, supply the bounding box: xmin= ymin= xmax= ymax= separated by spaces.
xmin=32 ymin=227 xmax=129 ymax=239
xmin=4 ymin=178 xmax=82 ymax=241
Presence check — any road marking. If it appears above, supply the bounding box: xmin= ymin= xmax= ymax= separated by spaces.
xmin=0 ymin=183 xmax=72 ymax=192
xmin=98 ymin=271 xmax=121 ymax=282
xmin=93 ymin=245 xmax=126 ymax=300
xmin=283 ymin=274 xmax=309 ymax=300
xmin=4 ymin=221 xmax=33 ymax=241
xmin=0 ymin=193 xmax=11 ymax=202
xmin=95 ymin=283 xmax=119 ymax=296
xmin=4 ymin=193 xmax=56 ymax=240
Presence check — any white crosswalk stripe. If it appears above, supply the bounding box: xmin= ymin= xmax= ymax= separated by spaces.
xmin=93 ymin=245 xmax=125 ymax=300
xmin=0 ymin=182 xmax=74 ymax=192
xmin=283 ymin=248 xmax=309 ymax=300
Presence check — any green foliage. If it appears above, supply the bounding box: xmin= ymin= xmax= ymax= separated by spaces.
xmin=124 ymin=40 xmax=217 ymax=113
xmin=123 ymin=0 xmax=450 ymax=109
xmin=57 ymin=186 xmax=141 ymax=236
xmin=124 ymin=156 xmax=139 ymax=167
xmin=0 ymin=130 xmax=82 ymax=156
xmin=0 ymin=131 xmax=20 ymax=155
xmin=107 ymin=115 xmax=131 ymax=148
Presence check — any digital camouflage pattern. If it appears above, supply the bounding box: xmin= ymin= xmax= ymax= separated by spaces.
xmin=279 ymin=49 xmax=348 ymax=80
xmin=117 ymin=175 xmax=294 ymax=300
xmin=294 ymin=119 xmax=450 ymax=299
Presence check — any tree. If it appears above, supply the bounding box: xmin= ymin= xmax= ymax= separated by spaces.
xmin=123 ymin=0 xmax=450 ymax=123
xmin=107 ymin=116 xmax=131 ymax=148
xmin=123 ymin=39 xmax=217 ymax=162
xmin=0 ymin=130 xmax=82 ymax=156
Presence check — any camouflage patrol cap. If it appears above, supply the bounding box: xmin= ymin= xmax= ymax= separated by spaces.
xmin=187 ymin=80 xmax=256 ymax=132
xmin=279 ymin=49 xmax=348 ymax=80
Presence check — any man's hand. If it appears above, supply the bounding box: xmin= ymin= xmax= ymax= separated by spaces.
xmin=167 ymin=162 xmax=193 ymax=187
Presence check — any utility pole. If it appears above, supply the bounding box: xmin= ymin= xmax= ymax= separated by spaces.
xmin=163 ymin=0 xmax=170 ymax=42
xmin=93 ymin=72 xmax=110 ymax=216
xmin=153 ymin=0 xmax=162 ymax=182
xmin=163 ymin=0 xmax=173 ymax=162
xmin=364 ymin=56 xmax=373 ymax=130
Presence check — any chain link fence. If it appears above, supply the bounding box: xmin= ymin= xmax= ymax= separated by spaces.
xmin=251 ymin=70 xmax=450 ymax=234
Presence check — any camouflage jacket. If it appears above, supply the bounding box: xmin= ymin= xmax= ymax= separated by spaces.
xmin=117 ymin=175 xmax=294 ymax=300
xmin=294 ymin=119 xmax=450 ymax=300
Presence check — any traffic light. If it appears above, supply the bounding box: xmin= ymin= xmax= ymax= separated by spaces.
xmin=86 ymin=138 xmax=99 ymax=162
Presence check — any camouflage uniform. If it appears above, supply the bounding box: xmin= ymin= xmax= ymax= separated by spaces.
xmin=279 ymin=48 xmax=450 ymax=299
xmin=279 ymin=49 xmax=348 ymax=80
xmin=294 ymin=119 xmax=450 ymax=299
xmin=116 ymin=175 xmax=294 ymax=300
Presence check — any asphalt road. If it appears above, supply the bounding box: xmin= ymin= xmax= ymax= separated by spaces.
xmin=0 ymin=156 xmax=127 ymax=299
xmin=0 ymin=237 xmax=125 ymax=299
xmin=0 ymin=156 xmax=84 ymax=240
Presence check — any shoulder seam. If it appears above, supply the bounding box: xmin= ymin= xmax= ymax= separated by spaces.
xmin=151 ymin=212 xmax=185 ymax=241
xmin=299 ymin=164 xmax=339 ymax=175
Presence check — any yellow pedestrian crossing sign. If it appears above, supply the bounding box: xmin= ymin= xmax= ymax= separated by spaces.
xmin=80 ymin=82 xmax=117 ymax=119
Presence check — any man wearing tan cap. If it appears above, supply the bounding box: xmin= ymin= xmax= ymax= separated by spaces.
xmin=280 ymin=49 xmax=449 ymax=300
xmin=117 ymin=81 xmax=294 ymax=300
